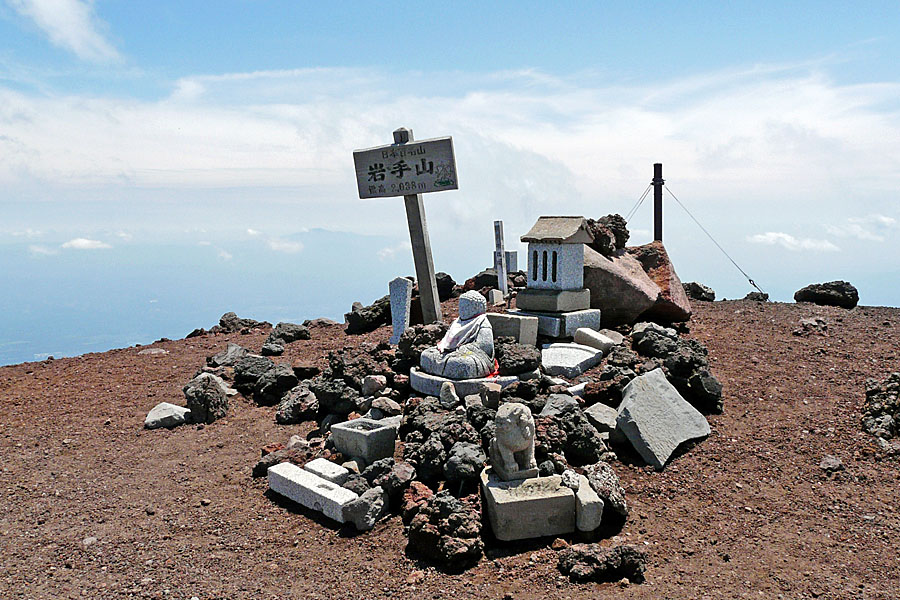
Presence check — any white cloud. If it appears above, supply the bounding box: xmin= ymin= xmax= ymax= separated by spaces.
xmin=216 ymin=248 xmax=232 ymax=261
xmin=747 ymin=232 xmax=840 ymax=252
xmin=266 ymin=238 xmax=303 ymax=254
xmin=7 ymin=0 xmax=121 ymax=62
xmin=115 ymin=231 xmax=132 ymax=241
xmin=825 ymin=214 xmax=896 ymax=242
xmin=61 ymin=237 xmax=111 ymax=249
xmin=377 ymin=242 xmax=412 ymax=261
xmin=28 ymin=244 xmax=57 ymax=255
xmin=12 ymin=228 xmax=42 ymax=238
xmin=246 ymin=228 xmax=261 ymax=236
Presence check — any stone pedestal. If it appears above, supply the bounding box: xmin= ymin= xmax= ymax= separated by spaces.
xmin=409 ymin=367 xmax=539 ymax=397
xmin=480 ymin=468 xmax=575 ymax=541
xmin=510 ymin=308 xmax=602 ymax=338
xmin=516 ymin=288 xmax=590 ymax=312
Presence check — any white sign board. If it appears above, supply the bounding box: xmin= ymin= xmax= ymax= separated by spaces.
xmin=353 ymin=136 xmax=458 ymax=199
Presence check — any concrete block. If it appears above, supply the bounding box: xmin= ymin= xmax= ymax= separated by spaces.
xmin=584 ymin=402 xmax=618 ymax=433
xmin=331 ymin=418 xmax=397 ymax=464
xmin=573 ymin=328 xmax=616 ymax=355
xmin=486 ymin=312 xmax=538 ymax=346
xmin=267 ymin=462 xmax=359 ymax=523
xmin=408 ymin=367 xmax=538 ymax=397
xmin=487 ymin=289 xmax=505 ymax=306
xmin=480 ymin=468 xmax=575 ymax=541
xmin=389 ymin=277 xmax=413 ymax=345
xmin=574 ymin=474 xmax=604 ymax=532
xmin=516 ymin=288 xmax=590 ymax=313
xmin=617 ymin=368 xmax=710 ymax=470
xmin=303 ymin=457 xmax=351 ymax=485
xmin=541 ymin=343 xmax=604 ymax=378
xmin=512 ymin=308 xmax=601 ymax=338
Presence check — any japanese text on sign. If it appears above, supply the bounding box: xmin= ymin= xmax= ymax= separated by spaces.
xmin=353 ymin=136 xmax=458 ymax=199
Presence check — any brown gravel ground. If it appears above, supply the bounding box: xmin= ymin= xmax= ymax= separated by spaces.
xmin=1 ymin=299 xmax=899 ymax=600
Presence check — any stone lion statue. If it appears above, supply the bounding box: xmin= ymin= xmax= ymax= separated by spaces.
xmin=489 ymin=402 xmax=538 ymax=481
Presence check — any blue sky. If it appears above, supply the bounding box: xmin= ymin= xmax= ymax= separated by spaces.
xmin=1 ymin=1 xmax=900 ymax=363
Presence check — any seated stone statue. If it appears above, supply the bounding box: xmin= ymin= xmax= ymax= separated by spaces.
xmin=489 ymin=402 xmax=538 ymax=481
xmin=420 ymin=291 xmax=494 ymax=380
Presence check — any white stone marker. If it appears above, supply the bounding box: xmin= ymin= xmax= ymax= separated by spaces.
xmin=505 ymin=250 xmax=518 ymax=273
xmin=303 ymin=457 xmax=351 ymax=486
xmin=267 ymin=462 xmax=359 ymax=523
xmin=389 ymin=276 xmax=413 ymax=344
xmin=493 ymin=220 xmax=509 ymax=297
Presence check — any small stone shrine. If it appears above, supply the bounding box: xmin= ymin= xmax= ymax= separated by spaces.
xmin=511 ymin=216 xmax=602 ymax=338
xmin=481 ymin=401 xmax=603 ymax=541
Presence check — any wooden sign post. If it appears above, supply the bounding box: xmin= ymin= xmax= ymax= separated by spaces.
xmin=353 ymin=128 xmax=459 ymax=324
xmin=493 ymin=220 xmax=508 ymax=297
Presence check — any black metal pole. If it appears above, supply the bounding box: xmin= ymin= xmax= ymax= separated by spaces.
xmin=653 ymin=162 xmax=664 ymax=242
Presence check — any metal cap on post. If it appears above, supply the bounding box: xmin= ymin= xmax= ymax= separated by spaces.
xmin=393 ymin=127 xmax=442 ymax=324
xmin=653 ymin=162 xmax=664 ymax=242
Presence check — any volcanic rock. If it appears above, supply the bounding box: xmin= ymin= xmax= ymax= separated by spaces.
xmin=794 ymin=281 xmax=859 ymax=309
xmin=557 ymin=544 xmax=647 ymax=583
xmin=406 ymin=492 xmax=483 ymax=570
xmin=683 ymin=281 xmax=716 ymax=302
xmin=583 ymin=246 xmax=659 ymax=326
xmin=345 ymin=295 xmax=391 ymax=334
xmin=275 ymin=384 xmax=319 ymax=424
xmin=627 ymin=241 xmax=692 ymax=322
xmin=182 ymin=373 xmax=228 ymax=424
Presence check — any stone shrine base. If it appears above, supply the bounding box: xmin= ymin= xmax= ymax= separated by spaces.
xmin=509 ymin=308 xmax=601 ymax=338
xmin=409 ymin=367 xmax=540 ymax=397
xmin=480 ymin=468 xmax=575 ymax=541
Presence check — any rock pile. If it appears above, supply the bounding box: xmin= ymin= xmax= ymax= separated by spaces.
xmin=683 ymin=281 xmax=715 ymax=302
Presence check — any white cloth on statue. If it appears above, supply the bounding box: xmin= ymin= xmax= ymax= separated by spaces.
xmin=437 ymin=313 xmax=489 ymax=353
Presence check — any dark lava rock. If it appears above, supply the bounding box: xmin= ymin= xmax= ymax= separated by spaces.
xmin=744 ymin=291 xmax=769 ymax=302
xmin=585 ymin=214 xmax=629 ymax=256
xmin=207 ymin=342 xmax=250 ymax=368
xmin=217 ymin=312 xmax=263 ymax=333
xmin=584 ymin=461 xmax=628 ymax=519
xmin=361 ymin=458 xmax=395 ymax=485
xmin=794 ymin=280 xmax=859 ymax=309
xmin=435 ymin=272 xmax=458 ymax=302
xmin=182 ymin=374 xmax=228 ymax=424
xmin=291 ymin=360 xmax=321 ymax=380
xmin=443 ymin=442 xmax=486 ymax=481
xmin=606 ymin=345 xmax=642 ymax=371
xmin=275 ymin=384 xmax=319 ymax=424
xmin=233 ymin=355 xmax=275 ymax=394
xmin=404 ymin=433 xmax=447 ymax=482
xmin=186 ymin=327 xmax=207 ymax=338
xmin=557 ymin=544 xmax=647 ymax=584
xmin=267 ymin=321 xmax=311 ymax=345
xmin=328 ymin=346 xmax=393 ymax=391
xmin=683 ymin=281 xmax=715 ymax=302
xmin=406 ymin=491 xmax=483 ymax=570
xmin=500 ymin=379 xmax=540 ymax=402
xmin=862 ymin=373 xmax=900 ymax=440
xmin=345 ymin=295 xmax=391 ymax=334
xmin=260 ymin=342 xmax=284 ymax=356
xmin=463 ymin=268 xmax=499 ymax=291
xmin=254 ymin=364 xmax=299 ymax=405
xmin=372 ymin=460 xmax=417 ymax=503
xmin=308 ymin=377 xmax=360 ymax=415
xmin=342 ymin=474 xmax=371 ymax=496
xmin=495 ymin=337 xmax=541 ymax=376
xmin=632 ymin=329 xmax=679 ymax=359
xmin=398 ymin=323 xmax=449 ymax=364
xmin=582 ymin=366 xmax=637 ymax=408
xmin=251 ymin=447 xmax=314 ymax=478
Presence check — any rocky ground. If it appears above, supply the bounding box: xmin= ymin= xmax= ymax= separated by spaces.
xmin=1 ymin=299 xmax=899 ymax=599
